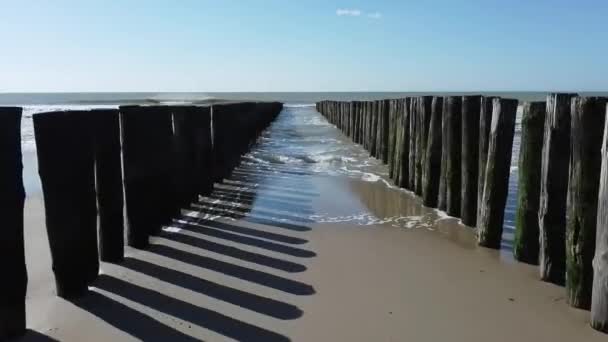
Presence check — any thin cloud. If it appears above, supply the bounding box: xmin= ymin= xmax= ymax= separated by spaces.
xmin=368 ymin=12 xmax=382 ymax=19
xmin=336 ymin=9 xmax=382 ymax=19
xmin=336 ymin=8 xmax=362 ymax=17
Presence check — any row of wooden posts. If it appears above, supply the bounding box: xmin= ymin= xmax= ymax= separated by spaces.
xmin=316 ymin=94 xmax=608 ymax=333
xmin=0 ymin=102 xmax=283 ymax=340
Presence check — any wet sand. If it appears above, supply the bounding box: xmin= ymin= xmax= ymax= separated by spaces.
xmin=20 ymin=165 xmax=606 ymax=342
xmin=20 ymin=106 xmax=606 ymax=341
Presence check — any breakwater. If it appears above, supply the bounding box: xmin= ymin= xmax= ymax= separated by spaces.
xmin=0 ymin=102 xmax=282 ymax=339
xmin=316 ymin=94 xmax=608 ymax=333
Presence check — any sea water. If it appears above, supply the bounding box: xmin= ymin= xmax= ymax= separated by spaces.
xmin=5 ymin=91 xmax=603 ymax=254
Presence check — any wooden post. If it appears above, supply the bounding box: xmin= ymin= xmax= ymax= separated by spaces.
xmin=539 ymin=93 xmax=577 ymax=285
xmin=34 ymin=111 xmax=99 ymax=298
xmin=120 ymin=105 xmax=174 ymax=248
xmin=387 ymin=100 xmax=399 ymax=180
xmin=461 ymin=95 xmax=482 ymax=226
xmin=446 ymin=96 xmax=463 ymax=217
xmin=370 ymin=102 xmax=379 ymax=157
xmin=477 ymin=98 xmax=518 ymax=248
xmin=408 ymin=98 xmax=418 ymax=190
xmin=193 ymin=106 xmax=214 ymax=195
xmin=91 ymin=109 xmax=124 ymax=263
xmin=392 ymin=99 xmax=404 ymax=185
xmin=172 ymin=106 xmax=200 ymax=208
xmin=592 ymin=102 xmax=608 ymax=332
xmin=513 ymin=102 xmax=546 ymax=265
xmin=380 ymin=100 xmax=390 ymax=163
xmin=415 ymin=96 xmax=432 ymax=196
xmin=566 ymin=97 xmax=607 ymax=309
xmin=398 ymin=98 xmax=411 ymax=188
xmin=477 ymin=97 xmax=499 ymax=230
xmin=422 ymin=97 xmax=444 ymax=207
xmin=0 ymin=107 xmax=27 ymax=339
xmin=438 ymin=97 xmax=450 ymax=210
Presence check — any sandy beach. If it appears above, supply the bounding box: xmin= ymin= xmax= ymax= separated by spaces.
xmin=20 ymin=106 xmax=606 ymax=341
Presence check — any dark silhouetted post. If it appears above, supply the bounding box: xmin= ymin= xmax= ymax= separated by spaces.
xmin=477 ymin=98 xmax=518 ymax=248
xmin=513 ymin=102 xmax=546 ymax=265
xmin=0 ymin=107 xmax=27 ymax=339
xmin=460 ymin=95 xmax=481 ymax=226
xmin=91 ymin=109 xmax=124 ymax=263
xmin=34 ymin=111 xmax=98 ymax=298
xmin=120 ymin=106 xmax=174 ymax=248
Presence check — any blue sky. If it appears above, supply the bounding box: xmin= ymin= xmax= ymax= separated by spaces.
xmin=1 ymin=0 xmax=607 ymax=92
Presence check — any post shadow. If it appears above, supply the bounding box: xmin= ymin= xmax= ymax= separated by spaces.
xmin=171 ymin=220 xmax=316 ymax=258
xmin=205 ymin=193 xmax=315 ymax=215
xmin=188 ymin=204 xmax=312 ymax=232
xmin=120 ymin=257 xmax=303 ymax=320
xmin=194 ymin=201 xmax=315 ymax=224
xmin=70 ymin=291 xmax=202 ymax=342
xmin=159 ymin=231 xmax=308 ymax=273
xmin=93 ymin=275 xmax=291 ymax=342
xmin=178 ymin=216 xmax=309 ymax=245
xmin=13 ymin=330 xmax=61 ymax=342
xmin=149 ymin=244 xmax=314 ymax=295
xmin=212 ymin=188 xmax=313 ymax=206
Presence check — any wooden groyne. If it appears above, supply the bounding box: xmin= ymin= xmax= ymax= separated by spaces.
xmin=316 ymin=94 xmax=608 ymax=333
xmin=0 ymin=102 xmax=282 ymax=340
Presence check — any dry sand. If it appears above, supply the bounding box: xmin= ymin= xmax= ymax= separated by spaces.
xmin=19 ymin=165 xmax=606 ymax=342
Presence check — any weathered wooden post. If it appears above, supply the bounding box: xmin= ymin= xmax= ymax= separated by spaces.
xmin=0 ymin=107 xmax=27 ymax=339
xmin=398 ymin=98 xmax=411 ymax=188
xmin=408 ymin=97 xmax=418 ymax=190
xmin=380 ymin=100 xmax=390 ymax=163
xmin=477 ymin=97 xmax=499 ymax=229
xmin=461 ymin=95 xmax=482 ymax=226
xmin=566 ymin=97 xmax=607 ymax=309
xmin=91 ymin=109 xmax=124 ymax=263
xmin=477 ymin=98 xmax=518 ymax=248
xmin=387 ymin=100 xmax=398 ymax=181
xmin=391 ymin=99 xmax=403 ymax=184
xmin=370 ymin=101 xmax=379 ymax=157
xmin=355 ymin=102 xmax=361 ymax=144
xmin=422 ymin=97 xmax=444 ymax=207
xmin=539 ymin=93 xmax=577 ymax=285
xmin=34 ymin=111 xmax=99 ymax=298
xmin=446 ymin=96 xmax=463 ymax=217
xmin=513 ymin=102 xmax=546 ymax=265
xmin=592 ymin=102 xmax=608 ymax=332
xmin=415 ymin=96 xmax=432 ymax=196
xmin=438 ymin=97 xmax=450 ymax=210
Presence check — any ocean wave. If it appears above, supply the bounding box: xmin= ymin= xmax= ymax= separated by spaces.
xmin=284 ymin=104 xmax=315 ymax=108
